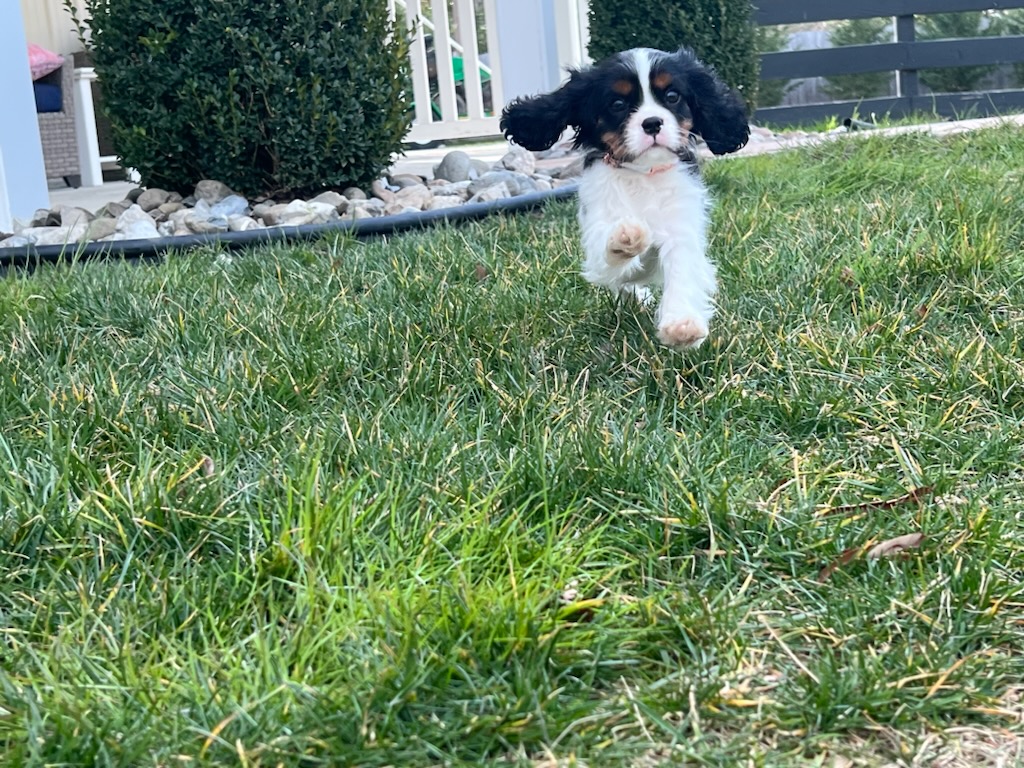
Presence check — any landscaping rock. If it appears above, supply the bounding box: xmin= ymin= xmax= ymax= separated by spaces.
xmin=469 ymin=182 xmax=513 ymax=204
xmin=499 ymin=145 xmax=536 ymax=175
xmin=60 ymin=206 xmax=93 ymax=229
xmin=250 ymin=201 xmax=276 ymax=222
xmin=229 ymin=215 xmax=262 ymax=232
xmin=137 ymin=188 xmax=172 ymax=212
xmin=186 ymin=211 xmax=229 ymax=235
xmin=262 ymin=200 xmax=338 ymax=227
xmin=194 ymin=180 xmax=236 ymax=205
xmin=384 ymin=201 xmax=424 ymax=216
xmin=371 ymin=179 xmax=397 ymax=203
xmin=116 ymin=204 xmax=161 ymax=239
xmin=390 ymin=173 xmax=426 ymax=189
xmin=309 ymin=191 xmax=348 ymax=213
xmin=85 ymin=217 xmax=118 ymax=241
xmin=97 ymin=201 xmax=129 ymax=219
xmin=347 ymin=206 xmax=379 ymax=221
xmin=17 ymin=226 xmax=78 ymax=246
xmin=433 ymin=150 xmax=474 ymax=182
xmin=428 ymin=195 xmax=464 ymax=211
xmin=428 ymin=180 xmax=473 ymax=200
xmin=0 ymin=140 xmax=600 ymax=252
xmin=470 ymin=159 xmax=491 ymax=179
xmin=394 ymin=185 xmax=433 ymax=210
xmin=158 ymin=202 xmax=186 ymax=216
xmin=348 ymin=198 xmax=386 ymax=215
xmin=30 ymin=208 xmax=55 ymax=227
xmin=468 ymin=171 xmax=537 ymax=197
xmin=208 ymin=195 xmax=249 ymax=219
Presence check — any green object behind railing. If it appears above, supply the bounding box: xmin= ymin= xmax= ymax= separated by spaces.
xmin=452 ymin=56 xmax=491 ymax=84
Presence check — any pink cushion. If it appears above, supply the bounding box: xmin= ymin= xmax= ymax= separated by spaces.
xmin=28 ymin=44 xmax=64 ymax=81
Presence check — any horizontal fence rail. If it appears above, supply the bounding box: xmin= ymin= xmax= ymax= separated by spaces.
xmin=761 ymin=36 xmax=1024 ymax=80
xmin=754 ymin=0 xmax=1024 ymax=125
xmin=754 ymin=0 xmax=1024 ymax=25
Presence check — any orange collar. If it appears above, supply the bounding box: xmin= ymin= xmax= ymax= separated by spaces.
xmin=603 ymin=153 xmax=678 ymax=176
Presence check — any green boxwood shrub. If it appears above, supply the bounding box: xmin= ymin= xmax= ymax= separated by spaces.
xmin=587 ymin=0 xmax=759 ymax=110
xmin=69 ymin=0 xmax=410 ymax=197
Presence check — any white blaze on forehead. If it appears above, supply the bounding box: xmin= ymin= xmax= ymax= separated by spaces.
xmin=627 ymin=48 xmax=655 ymax=106
xmin=620 ymin=48 xmax=680 ymax=159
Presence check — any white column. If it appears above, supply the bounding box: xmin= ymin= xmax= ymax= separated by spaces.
xmin=553 ymin=0 xmax=586 ymax=73
xmin=1 ymin=3 xmax=49 ymax=221
xmin=0 ymin=149 xmax=13 ymax=233
xmin=74 ymin=67 xmax=104 ymax=187
xmin=493 ymin=0 xmax=563 ymax=107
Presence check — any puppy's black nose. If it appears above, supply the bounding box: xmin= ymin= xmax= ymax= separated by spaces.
xmin=641 ymin=117 xmax=663 ymax=136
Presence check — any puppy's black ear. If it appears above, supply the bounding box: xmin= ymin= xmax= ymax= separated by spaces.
xmin=678 ymin=49 xmax=750 ymax=156
xmin=500 ymin=75 xmax=580 ymax=152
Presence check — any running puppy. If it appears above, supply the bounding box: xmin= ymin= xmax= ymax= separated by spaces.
xmin=500 ymin=47 xmax=749 ymax=348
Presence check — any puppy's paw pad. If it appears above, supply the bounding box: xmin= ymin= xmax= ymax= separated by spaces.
xmin=658 ymin=318 xmax=708 ymax=349
xmin=608 ymin=222 xmax=650 ymax=259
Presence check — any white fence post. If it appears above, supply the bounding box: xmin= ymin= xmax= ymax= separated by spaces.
xmin=73 ymin=67 xmax=104 ymax=187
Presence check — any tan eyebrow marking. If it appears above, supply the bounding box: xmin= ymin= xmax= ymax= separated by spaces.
xmin=653 ymin=72 xmax=673 ymax=89
xmin=612 ymin=79 xmax=634 ymax=95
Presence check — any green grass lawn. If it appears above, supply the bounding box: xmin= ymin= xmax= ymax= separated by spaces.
xmin=2 ymin=127 xmax=1023 ymax=766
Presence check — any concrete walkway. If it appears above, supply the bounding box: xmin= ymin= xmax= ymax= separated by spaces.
xmin=45 ymin=113 xmax=1024 ymax=214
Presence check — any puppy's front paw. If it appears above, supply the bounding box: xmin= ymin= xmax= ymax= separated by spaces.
xmin=657 ymin=317 xmax=708 ymax=349
xmin=608 ymin=221 xmax=650 ymax=261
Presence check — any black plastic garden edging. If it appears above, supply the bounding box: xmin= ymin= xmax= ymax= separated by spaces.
xmin=0 ymin=184 xmax=579 ymax=273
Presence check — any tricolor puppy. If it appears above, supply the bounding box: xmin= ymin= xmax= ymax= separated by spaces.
xmin=500 ymin=47 xmax=749 ymax=349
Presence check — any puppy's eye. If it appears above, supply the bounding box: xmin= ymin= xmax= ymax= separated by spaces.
xmin=610 ymin=98 xmax=628 ymax=112
xmin=665 ymin=90 xmax=682 ymax=105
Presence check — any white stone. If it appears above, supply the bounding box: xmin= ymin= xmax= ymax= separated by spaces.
xmin=499 ymin=145 xmax=536 ymax=175
xmin=427 ymin=195 xmax=464 ymax=211
xmin=469 ymin=182 xmax=512 ymax=204
xmin=228 ymin=215 xmax=262 ymax=232
xmin=309 ymin=191 xmax=348 ymax=212
xmin=394 ymin=185 xmax=433 ymax=210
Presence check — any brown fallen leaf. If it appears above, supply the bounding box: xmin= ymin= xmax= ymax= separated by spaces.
xmin=819 ymin=485 xmax=934 ymax=517
xmin=817 ymin=546 xmax=865 ymax=582
xmin=474 ymin=264 xmax=491 ymax=282
xmin=867 ymin=532 xmax=925 ymax=559
xmin=201 ymin=455 xmax=215 ymax=478
xmin=839 ymin=266 xmax=857 ymax=287
xmin=818 ymin=532 xmax=925 ymax=582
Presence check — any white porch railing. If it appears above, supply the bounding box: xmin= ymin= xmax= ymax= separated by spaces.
xmin=70 ymin=1 xmax=592 ymax=185
xmin=390 ymin=0 xmax=507 ymax=143
xmin=391 ymin=0 xmax=590 ymax=144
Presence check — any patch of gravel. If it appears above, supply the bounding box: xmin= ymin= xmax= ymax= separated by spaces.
xmin=0 ymin=145 xmax=580 ymax=249
xmin=9 ymin=116 xmax=1018 ymax=249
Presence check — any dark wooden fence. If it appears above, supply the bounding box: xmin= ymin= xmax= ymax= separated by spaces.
xmin=753 ymin=1 xmax=1024 ymax=125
